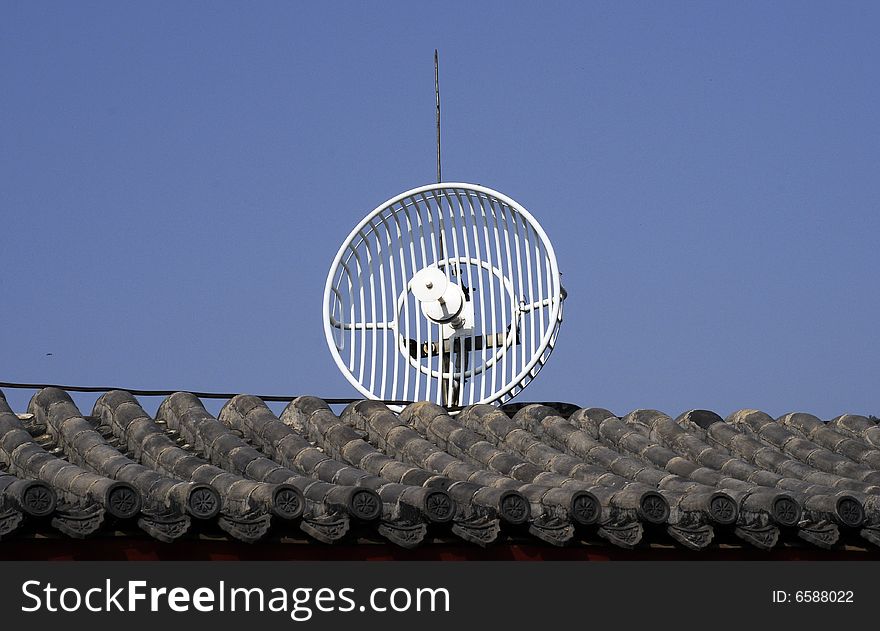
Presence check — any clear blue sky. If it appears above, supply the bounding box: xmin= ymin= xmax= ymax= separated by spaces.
xmin=2 ymin=1 xmax=877 ymax=420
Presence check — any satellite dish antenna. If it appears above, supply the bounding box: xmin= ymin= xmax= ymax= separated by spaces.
xmin=323 ymin=183 xmax=565 ymax=408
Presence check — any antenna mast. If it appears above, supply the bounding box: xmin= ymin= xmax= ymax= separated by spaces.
xmin=322 ymin=54 xmax=567 ymax=409
xmin=434 ymin=49 xmax=441 ymax=183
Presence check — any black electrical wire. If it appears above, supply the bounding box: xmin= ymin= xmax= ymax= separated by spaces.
xmin=0 ymin=380 xmax=421 ymax=407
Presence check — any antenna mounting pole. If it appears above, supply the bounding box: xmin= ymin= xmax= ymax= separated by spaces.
xmin=434 ymin=49 xmax=441 ymax=184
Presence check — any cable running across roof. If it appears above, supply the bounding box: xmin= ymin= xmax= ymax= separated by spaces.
xmin=0 ymin=380 xmax=416 ymax=406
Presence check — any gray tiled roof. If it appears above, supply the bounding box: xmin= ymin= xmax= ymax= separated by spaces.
xmin=1 ymin=387 xmax=878 ymax=551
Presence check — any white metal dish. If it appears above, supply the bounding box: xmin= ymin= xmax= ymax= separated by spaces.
xmin=323 ymin=183 xmax=564 ymax=408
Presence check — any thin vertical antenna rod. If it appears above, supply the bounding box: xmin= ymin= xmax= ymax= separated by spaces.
xmin=434 ymin=49 xmax=441 ymax=184
xmin=434 ymin=50 xmax=449 ymax=402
